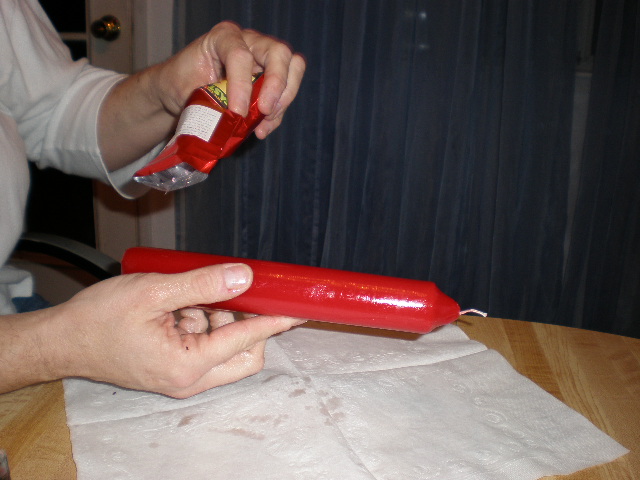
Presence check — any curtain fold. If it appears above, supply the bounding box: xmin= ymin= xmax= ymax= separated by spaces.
xmin=175 ymin=0 xmax=639 ymax=338
xmin=557 ymin=0 xmax=640 ymax=336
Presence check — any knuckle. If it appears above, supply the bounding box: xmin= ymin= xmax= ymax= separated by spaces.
xmin=270 ymin=42 xmax=294 ymax=62
xmin=246 ymin=359 xmax=265 ymax=378
xmin=213 ymin=20 xmax=241 ymax=34
xmin=250 ymin=353 xmax=266 ymax=373
xmin=264 ymin=118 xmax=283 ymax=132
xmin=229 ymin=45 xmax=254 ymax=63
xmin=166 ymin=364 xmax=198 ymax=390
xmin=190 ymin=269 xmax=223 ymax=300
xmin=291 ymin=54 xmax=307 ymax=74
xmin=239 ymin=349 xmax=266 ymax=377
xmin=229 ymin=319 xmax=253 ymax=348
xmin=170 ymin=390 xmax=192 ymax=400
xmin=135 ymin=273 xmax=169 ymax=303
xmin=270 ymin=74 xmax=288 ymax=94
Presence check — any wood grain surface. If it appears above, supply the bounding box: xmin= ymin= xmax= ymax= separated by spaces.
xmin=0 ymin=316 xmax=638 ymax=479
xmin=458 ymin=316 xmax=639 ymax=479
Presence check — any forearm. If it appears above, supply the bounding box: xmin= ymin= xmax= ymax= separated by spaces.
xmin=97 ymin=64 xmax=178 ymax=172
xmin=0 ymin=308 xmax=69 ymax=394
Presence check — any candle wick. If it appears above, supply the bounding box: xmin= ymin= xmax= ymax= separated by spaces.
xmin=460 ymin=309 xmax=487 ymax=317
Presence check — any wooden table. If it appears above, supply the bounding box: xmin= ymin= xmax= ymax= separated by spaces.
xmin=0 ymin=316 xmax=638 ymax=479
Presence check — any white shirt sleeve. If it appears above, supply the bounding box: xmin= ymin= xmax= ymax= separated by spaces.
xmin=1 ymin=0 xmax=158 ymax=198
xmin=0 ymin=0 xmax=163 ymax=313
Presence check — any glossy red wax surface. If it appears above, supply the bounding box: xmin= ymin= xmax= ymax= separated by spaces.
xmin=121 ymin=247 xmax=461 ymax=334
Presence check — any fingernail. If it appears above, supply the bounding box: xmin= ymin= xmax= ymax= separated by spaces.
xmin=230 ymin=96 xmax=250 ymax=117
xmin=224 ymin=264 xmax=250 ymax=291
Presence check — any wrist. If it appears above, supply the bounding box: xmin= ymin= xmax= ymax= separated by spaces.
xmin=29 ymin=306 xmax=71 ymax=383
xmin=149 ymin=60 xmax=197 ymax=117
xmin=98 ymin=63 xmax=179 ymax=170
xmin=0 ymin=307 xmax=70 ymax=393
xmin=134 ymin=63 xmax=172 ymax=116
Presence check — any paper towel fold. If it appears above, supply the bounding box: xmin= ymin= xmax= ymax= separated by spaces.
xmin=64 ymin=324 xmax=628 ymax=480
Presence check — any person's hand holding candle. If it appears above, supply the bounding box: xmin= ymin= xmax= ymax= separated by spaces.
xmin=0 ymin=265 xmax=305 ymax=397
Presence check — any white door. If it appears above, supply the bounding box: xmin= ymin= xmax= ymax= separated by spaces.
xmin=86 ymin=0 xmax=176 ymax=260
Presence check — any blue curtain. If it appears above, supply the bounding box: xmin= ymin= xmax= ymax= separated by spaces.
xmin=174 ymin=0 xmax=640 ymax=338
xmin=557 ymin=0 xmax=640 ymax=336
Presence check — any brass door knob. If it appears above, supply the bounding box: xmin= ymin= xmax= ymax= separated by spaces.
xmin=90 ymin=15 xmax=121 ymax=41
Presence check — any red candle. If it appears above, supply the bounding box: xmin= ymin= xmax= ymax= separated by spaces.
xmin=121 ymin=247 xmax=462 ymax=334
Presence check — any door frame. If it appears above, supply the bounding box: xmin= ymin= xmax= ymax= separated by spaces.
xmin=87 ymin=0 xmax=176 ymax=261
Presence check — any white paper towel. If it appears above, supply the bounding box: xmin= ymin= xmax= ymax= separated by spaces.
xmin=64 ymin=324 xmax=628 ymax=479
